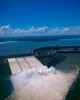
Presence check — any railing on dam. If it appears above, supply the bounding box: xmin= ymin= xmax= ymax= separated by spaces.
xmin=33 ymin=46 xmax=80 ymax=54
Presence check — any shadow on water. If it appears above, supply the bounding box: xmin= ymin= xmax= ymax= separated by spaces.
xmin=0 ymin=59 xmax=14 ymax=100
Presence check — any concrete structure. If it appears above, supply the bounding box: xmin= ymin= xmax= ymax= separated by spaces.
xmin=33 ymin=46 xmax=80 ymax=53
xmin=8 ymin=56 xmax=44 ymax=74
xmin=8 ymin=58 xmax=21 ymax=74
xmin=24 ymin=56 xmax=44 ymax=68
xmin=16 ymin=58 xmax=30 ymax=70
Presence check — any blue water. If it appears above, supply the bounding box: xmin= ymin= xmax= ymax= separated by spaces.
xmin=0 ymin=39 xmax=80 ymax=56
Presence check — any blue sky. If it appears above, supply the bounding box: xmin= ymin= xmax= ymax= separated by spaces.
xmin=0 ymin=0 xmax=80 ymax=36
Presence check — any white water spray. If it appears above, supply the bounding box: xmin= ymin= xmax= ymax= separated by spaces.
xmin=10 ymin=66 xmax=58 ymax=88
xmin=7 ymin=65 xmax=78 ymax=100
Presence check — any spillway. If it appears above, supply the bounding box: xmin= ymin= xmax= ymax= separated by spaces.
xmin=6 ymin=65 xmax=79 ymax=100
xmin=8 ymin=56 xmax=44 ymax=74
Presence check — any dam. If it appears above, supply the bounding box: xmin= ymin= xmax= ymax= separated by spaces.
xmin=0 ymin=46 xmax=80 ymax=100
xmin=6 ymin=58 xmax=79 ymax=100
xmin=8 ymin=56 xmax=44 ymax=74
xmin=5 ymin=54 xmax=79 ymax=100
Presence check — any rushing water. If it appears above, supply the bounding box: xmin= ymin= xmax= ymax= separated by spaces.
xmin=9 ymin=67 xmax=57 ymax=89
xmin=6 ymin=66 xmax=78 ymax=100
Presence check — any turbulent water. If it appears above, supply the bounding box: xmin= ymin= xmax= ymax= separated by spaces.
xmin=10 ymin=66 xmax=57 ymax=88
xmin=6 ymin=66 xmax=79 ymax=100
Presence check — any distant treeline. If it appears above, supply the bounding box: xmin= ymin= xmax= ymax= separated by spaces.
xmin=0 ymin=53 xmax=34 ymax=59
xmin=0 ymin=35 xmax=80 ymax=42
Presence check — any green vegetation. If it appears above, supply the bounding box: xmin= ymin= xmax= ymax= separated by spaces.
xmin=0 ymin=59 xmax=11 ymax=79
xmin=0 ymin=53 xmax=33 ymax=59
xmin=34 ymin=48 xmax=65 ymax=67
xmin=65 ymin=73 xmax=80 ymax=100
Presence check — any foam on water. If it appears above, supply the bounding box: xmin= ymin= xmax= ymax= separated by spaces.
xmin=10 ymin=66 xmax=58 ymax=88
xmin=7 ymin=65 xmax=79 ymax=100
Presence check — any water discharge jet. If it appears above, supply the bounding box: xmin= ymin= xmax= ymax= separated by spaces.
xmin=6 ymin=65 xmax=79 ymax=100
xmin=10 ymin=66 xmax=57 ymax=88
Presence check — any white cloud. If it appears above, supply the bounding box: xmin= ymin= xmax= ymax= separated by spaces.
xmin=48 ymin=27 xmax=70 ymax=35
xmin=26 ymin=26 xmax=48 ymax=34
xmin=61 ymin=27 xmax=70 ymax=32
xmin=0 ymin=24 xmax=10 ymax=30
xmin=0 ymin=24 xmax=12 ymax=35
xmin=0 ymin=25 xmax=80 ymax=36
